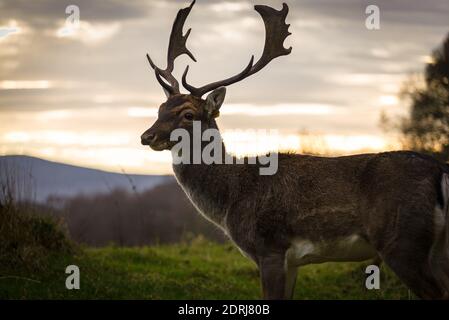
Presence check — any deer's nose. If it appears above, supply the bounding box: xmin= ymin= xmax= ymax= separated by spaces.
xmin=141 ymin=131 xmax=157 ymax=145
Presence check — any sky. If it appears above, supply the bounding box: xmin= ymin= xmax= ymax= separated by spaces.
xmin=0 ymin=0 xmax=448 ymax=174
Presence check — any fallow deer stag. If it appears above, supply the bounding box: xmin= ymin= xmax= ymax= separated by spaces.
xmin=141 ymin=1 xmax=449 ymax=299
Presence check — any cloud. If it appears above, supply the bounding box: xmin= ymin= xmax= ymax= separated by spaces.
xmin=0 ymin=19 xmax=27 ymax=40
xmin=209 ymin=1 xmax=252 ymax=13
xmin=55 ymin=21 xmax=121 ymax=44
xmin=0 ymin=0 xmax=150 ymax=28
xmin=326 ymin=73 xmax=406 ymax=86
xmin=0 ymin=80 xmax=52 ymax=89
xmin=0 ymin=27 xmax=19 ymax=39
xmin=222 ymin=103 xmax=337 ymax=116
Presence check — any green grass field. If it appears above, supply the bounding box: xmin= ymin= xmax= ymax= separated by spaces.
xmin=0 ymin=238 xmax=413 ymax=300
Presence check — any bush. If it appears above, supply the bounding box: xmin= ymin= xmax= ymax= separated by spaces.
xmin=0 ymin=163 xmax=73 ymax=271
xmin=0 ymin=201 xmax=73 ymax=271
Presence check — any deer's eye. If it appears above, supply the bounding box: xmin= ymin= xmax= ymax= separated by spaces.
xmin=183 ymin=112 xmax=194 ymax=121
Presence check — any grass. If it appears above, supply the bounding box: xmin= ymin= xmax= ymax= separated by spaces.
xmin=0 ymin=237 xmax=412 ymax=300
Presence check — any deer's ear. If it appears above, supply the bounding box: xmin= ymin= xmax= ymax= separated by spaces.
xmin=205 ymin=87 xmax=226 ymax=118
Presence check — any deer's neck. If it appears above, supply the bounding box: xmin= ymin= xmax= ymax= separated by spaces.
xmin=171 ymin=120 xmax=232 ymax=229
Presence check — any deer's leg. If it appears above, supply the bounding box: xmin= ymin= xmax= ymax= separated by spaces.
xmin=366 ymin=197 xmax=446 ymax=299
xmin=284 ymin=264 xmax=298 ymax=299
xmin=428 ymin=217 xmax=449 ymax=299
xmin=258 ymin=254 xmax=289 ymax=300
xmin=429 ymin=175 xmax=449 ymax=299
xmin=386 ymin=188 xmax=449 ymax=299
xmin=379 ymin=229 xmax=445 ymax=299
xmin=429 ymin=250 xmax=449 ymax=299
xmin=383 ymin=253 xmax=442 ymax=299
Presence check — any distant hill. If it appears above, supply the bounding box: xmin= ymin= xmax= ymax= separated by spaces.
xmin=0 ymin=155 xmax=172 ymax=202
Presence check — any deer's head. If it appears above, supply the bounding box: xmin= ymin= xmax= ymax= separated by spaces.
xmin=141 ymin=0 xmax=292 ymax=151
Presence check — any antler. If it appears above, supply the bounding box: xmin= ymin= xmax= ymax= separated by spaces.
xmin=147 ymin=0 xmax=197 ymax=95
xmin=182 ymin=3 xmax=292 ymax=97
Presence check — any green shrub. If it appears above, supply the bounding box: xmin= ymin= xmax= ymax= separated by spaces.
xmin=0 ymin=201 xmax=73 ymax=271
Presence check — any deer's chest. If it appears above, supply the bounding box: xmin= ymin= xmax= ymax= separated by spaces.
xmin=176 ymin=178 xmax=228 ymax=232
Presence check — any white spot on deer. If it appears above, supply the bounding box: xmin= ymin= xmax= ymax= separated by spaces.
xmin=287 ymin=234 xmax=377 ymax=267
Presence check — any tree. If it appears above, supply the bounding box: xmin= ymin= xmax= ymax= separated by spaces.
xmin=399 ymin=33 xmax=449 ymax=162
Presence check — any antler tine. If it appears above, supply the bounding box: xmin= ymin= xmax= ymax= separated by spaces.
xmin=155 ymin=69 xmax=176 ymax=96
xmin=249 ymin=3 xmax=292 ymax=75
xmin=166 ymin=1 xmax=197 ymax=72
xmin=182 ymin=56 xmax=255 ymax=97
xmin=147 ymin=0 xmax=197 ymax=95
xmin=182 ymin=3 xmax=292 ymax=97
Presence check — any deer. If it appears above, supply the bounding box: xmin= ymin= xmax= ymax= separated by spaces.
xmin=141 ymin=1 xmax=449 ymax=299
